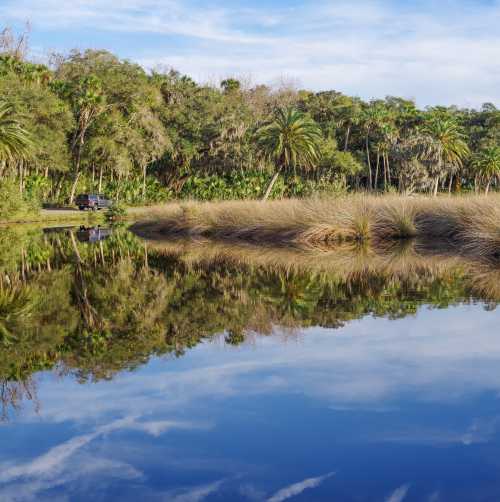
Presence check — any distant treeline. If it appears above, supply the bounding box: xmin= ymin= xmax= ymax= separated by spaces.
xmin=0 ymin=27 xmax=499 ymax=213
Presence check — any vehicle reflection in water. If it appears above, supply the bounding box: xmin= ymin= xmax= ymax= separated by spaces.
xmin=76 ymin=226 xmax=113 ymax=243
xmin=42 ymin=225 xmax=113 ymax=243
xmin=0 ymin=226 xmax=498 ymax=500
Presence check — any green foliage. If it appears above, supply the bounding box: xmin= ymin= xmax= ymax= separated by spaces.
xmin=0 ymin=178 xmax=39 ymax=220
xmin=106 ymin=201 xmax=126 ymax=221
xmin=471 ymin=146 xmax=500 ymax=192
xmin=255 ymin=107 xmax=323 ymax=171
xmin=0 ymin=100 xmax=32 ymax=162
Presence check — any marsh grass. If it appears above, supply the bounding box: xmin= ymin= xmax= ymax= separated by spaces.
xmin=131 ymin=194 xmax=500 ymax=260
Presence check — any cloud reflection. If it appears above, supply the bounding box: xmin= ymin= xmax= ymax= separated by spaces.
xmin=267 ymin=471 xmax=335 ymax=502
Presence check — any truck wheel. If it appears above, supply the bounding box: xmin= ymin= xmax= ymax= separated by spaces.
xmin=79 ymin=206 xmax=84 ymax=211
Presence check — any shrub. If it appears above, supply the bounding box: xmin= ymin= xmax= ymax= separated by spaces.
xmin=0 ymin=178 xmax=40 ymax=221
xmin=105 ymin=201 xmax=127 ymax=222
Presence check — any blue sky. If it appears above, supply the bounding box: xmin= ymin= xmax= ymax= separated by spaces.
xmin=1 ymin=0 xmax=499 ymax=107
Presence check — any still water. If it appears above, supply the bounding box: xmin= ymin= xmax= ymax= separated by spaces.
xmin=0 ymin=226 xmax=499 ymax=501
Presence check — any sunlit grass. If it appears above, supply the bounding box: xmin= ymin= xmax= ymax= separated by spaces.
xmin=131 ymin=193 xmax=500 ymax=260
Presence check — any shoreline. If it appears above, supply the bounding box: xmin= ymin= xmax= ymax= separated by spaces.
xmin=130 ymin=195 xmax=500 ymax=261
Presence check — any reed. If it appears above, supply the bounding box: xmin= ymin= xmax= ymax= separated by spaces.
xmin=131 ymin=194 xmax=500 ymax=260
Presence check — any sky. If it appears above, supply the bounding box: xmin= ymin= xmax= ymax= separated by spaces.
xmin=1 ymin=0 xmax=499 ymax=108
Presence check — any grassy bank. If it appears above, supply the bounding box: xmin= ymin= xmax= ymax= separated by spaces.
xmin=0 ymin=205 xmax=164 ymax=226
xmin=131 ymin=195 xmax=500 ymax=260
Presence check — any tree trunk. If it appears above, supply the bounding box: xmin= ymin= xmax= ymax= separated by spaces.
xmin=386 ymin=153 xmax=391 ymax=187
xmin=485 ymin=178 xmax=491 ymax=195
xmin=448 ymin=175 xmax=453 ymax=194
xmin=433 ymin=176 xmax=439 ymax=197
xmin=142 ymin=163 xmax=147 ymax=200
xmin=19 ymin=162 xmax=23 ymax=194
xmin=262 ymin=168 xmax=282 ymax=201
xmin=98 ymin=165 xmax=103 ymax=193
xmin=344 ymin=125 xmax=351 ymax=151
xmin=69 ymin=138 xmax=84 ymax=204
xmin=365 ymin=135 xmax=372 ymax=190
xmin=374 ymin=149 xmax=380 ymax=191
xmin=383 ymin=153 xmax=387 ymax=192
xmin=69 ymin=171 xmax=81 ymax=204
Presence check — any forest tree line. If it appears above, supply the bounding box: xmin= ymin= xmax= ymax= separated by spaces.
xmin=0 ymin=27 xmax=499 ymax=214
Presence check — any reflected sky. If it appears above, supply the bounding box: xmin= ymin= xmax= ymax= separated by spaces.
xmin=1 ymin=303 xmax=499 ymax=501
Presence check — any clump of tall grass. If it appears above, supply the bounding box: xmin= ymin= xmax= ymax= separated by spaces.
xmin=131 ymin=194 xmax=500 ymax=260
xmin=373 ymin=198 xmax=418 ymax=239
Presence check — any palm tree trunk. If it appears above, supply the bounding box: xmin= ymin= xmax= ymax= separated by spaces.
xmin=344 ymin=125 xmax=351 ymax=151
xmin=383 ymin=153 xmax=387 ymax=192
xmin=263 ymin=167 xmax=282 ymax=200
xmin=448 ymin=175 xmax=453 ymax=194
xmin=485 ymin=178 xmax=491 ymax=195
xmin=98 ymin=166 xmax=103 ymax=193
xmin=365 ymin=135 xmax=372 ymax=190
xmin=433 ymin=176 xmax=439 ymax=197
xmin=386 ymin=153 xmax=391 ymax=189
xmin=374 ymin=149 xmax=380 ymax=191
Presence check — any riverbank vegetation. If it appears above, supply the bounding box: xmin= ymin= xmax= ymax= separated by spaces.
xmin=131 ymin=194 xmax=500 ymax=260
xmin=0 ymin=26 xmax=499 ymax=222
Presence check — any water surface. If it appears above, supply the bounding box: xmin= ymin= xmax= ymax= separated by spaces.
xmin=0 ymin=226 xmax=499 ymax=501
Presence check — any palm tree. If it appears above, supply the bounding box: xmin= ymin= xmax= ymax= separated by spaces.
xmin=421 ymin=116 xmax=470 ymax=196
xmin=360 ymin=102 xmax=388 ymax=190
xmin=0 ymin=101 xmax=32 ymax=167
xmin=255 ymin=107 xmax=322 ymax=200
xmin=471 ymin=146 xmax=500 ymax=194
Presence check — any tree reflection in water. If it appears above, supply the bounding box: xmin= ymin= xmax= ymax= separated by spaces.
xmin=0 ymin=225 xmax=498 ymax=419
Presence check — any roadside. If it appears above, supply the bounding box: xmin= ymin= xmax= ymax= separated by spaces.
xmin=0 ymin=208 xmax=107 ymax=226
xmin=0 ymin=204 xmax=179 ymax=226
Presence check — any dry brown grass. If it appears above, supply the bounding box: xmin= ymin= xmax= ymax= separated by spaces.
xmin=131 ymin=194 xmax=500 ymax=260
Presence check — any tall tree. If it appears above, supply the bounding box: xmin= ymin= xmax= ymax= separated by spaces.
xmin=471 ymin=146 xmax=500 ymax=194
xmin=421 ymin=114 xmax=470 ymax=196
xmin=0 ymin=101 xmax=32 ymax=175
xmin=255 ymin=107 xmax=322 ymax=199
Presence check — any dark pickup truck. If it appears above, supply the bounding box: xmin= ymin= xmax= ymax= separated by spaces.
xmin=75 ymin=194 xmax=112 ymax=211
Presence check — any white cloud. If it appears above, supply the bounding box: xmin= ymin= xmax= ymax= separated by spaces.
xmin=0 ymin=0 xmax=499 ymax=106
xmin=0 ymin=453 xmax=141 ymax=502
xmin=267 ymin=471 xmax=335 ymax=502
xmin=11 ymin=305 xmax=499 ymax=429
xmin=168 ymin=479 xmax=226 ymax=502
xmin=385 ymin=483 xmax=410 ymax=502
xmin=0 ymin=415 xmax=206 ymax=501
xmin=0 ymin=304 xmax=498 ymax=499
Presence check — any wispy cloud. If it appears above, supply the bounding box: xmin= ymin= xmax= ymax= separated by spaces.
xmin=267 ymin=471 xmax=335 ymax=502
xmin=0 ymin=415 xmax=208 ymax=501
xmin=168 ymin=479 xmax=226 ymax=502
xmin=0 ymin=0 xmax=499 ymax=106
xmin=385 ymin=483 xmax=410 ymax=502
